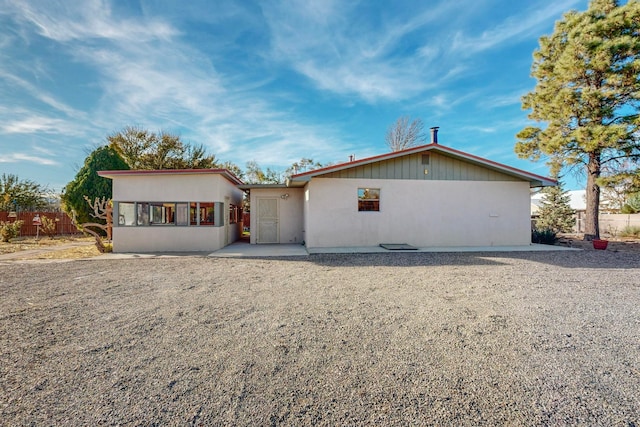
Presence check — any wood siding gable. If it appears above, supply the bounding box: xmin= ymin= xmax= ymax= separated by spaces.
xmin=318 ymin=152 xmax=522 ymax=182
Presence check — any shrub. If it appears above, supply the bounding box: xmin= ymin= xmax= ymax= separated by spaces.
xmin=0 ymin=220 xmax=24 ymax=243
xmin=619 ymin=225 xmax=640 ymax=238
xmin=532 ymin=227 xmax=557 ymax=245
xmin=40 ymin=215 xmax=57 ymax=239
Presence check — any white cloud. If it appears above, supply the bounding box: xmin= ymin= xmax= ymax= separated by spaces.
xmin=1 ymin=115 xmax=83 ymax=135
xmin=8 ymin=0 xmax=177 ymax=43
xmin=450 ymin=0 xmax=582 ymax=54
xmin=261 ymin=0 xmax=463 ymax=102
xmin=0 ymin=152 xmax=59 ymax=165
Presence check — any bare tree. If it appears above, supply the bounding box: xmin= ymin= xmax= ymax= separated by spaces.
xmin=385 ymin=116 xmax=427 ymax=152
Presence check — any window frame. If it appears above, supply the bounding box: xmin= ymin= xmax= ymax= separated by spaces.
xmin=358 ymin=188 xmax=380 ymax=212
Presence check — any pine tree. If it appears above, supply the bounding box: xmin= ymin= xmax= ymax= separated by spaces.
xmin=536 ymin=183 xmax=576 ymax=233
xmin=516 ymin=0 xmax=640 ymax=239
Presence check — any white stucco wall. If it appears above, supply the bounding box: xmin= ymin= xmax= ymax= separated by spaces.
xmin=111 ymin=173 xmax=243 ymax=252
xmin=304 ymin=178 xmax=531 ymax=248
xmin=249 ymin=187 xmax=304 ymax=244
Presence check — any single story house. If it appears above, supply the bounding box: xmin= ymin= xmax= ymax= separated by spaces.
xmin=97 ymin=169 xmax=244 ymax=252
xmin=100 ymin=138 xmax=555 ymax=253
xmin=245 ymin=142 xmax=555 ymax=249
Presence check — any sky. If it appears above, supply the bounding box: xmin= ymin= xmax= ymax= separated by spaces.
xmin=0 ymin=0 xmax=592 ymax=193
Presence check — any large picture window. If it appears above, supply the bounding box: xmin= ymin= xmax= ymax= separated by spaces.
xmin=117 ymin=201 xmax=223 ymax=226
xmin=358 ymin=188 xmax=380 ymax=212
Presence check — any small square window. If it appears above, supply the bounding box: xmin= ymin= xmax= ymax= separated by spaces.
xmin=358 ymin=188 xmax=380 ymax=212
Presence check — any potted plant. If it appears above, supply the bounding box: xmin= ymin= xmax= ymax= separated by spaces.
xmin=592 ymin=239 xmax=608 ymax=250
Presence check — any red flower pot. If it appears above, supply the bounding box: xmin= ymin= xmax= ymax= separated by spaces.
xmin=593 ymin=239 xmax=608 ymax=250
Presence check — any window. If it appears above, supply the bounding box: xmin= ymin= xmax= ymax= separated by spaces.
xmin=118 ymin=201 xmax=219 ymax=226
xmin=199 ymin=202 xmax=215 ymax=225
xmin=118 ymin=202 xmax=136 ymax=226
xmin=176 ymin=203 xmax=189 ymax=226
xmin=358 ymin=188 xmax=380 ymax=212
xmin=150 ymin=202 xmax=175 ymax=225
xmin=229 ymin=204 xmax=238 ymax=224
xmin=137 ymin=202 xmax=150 ymax=225
xmin=190 ymin=202 xmax=199 ymax=225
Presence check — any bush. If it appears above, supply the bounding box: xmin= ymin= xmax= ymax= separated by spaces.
xmin=619 ymin=225 xmax=640 ymax=238
xmin=40 ymin=215 xmax=57 ymax=239
xmin=0 ymin=220 xmax=24 ymax=243
xmin=532 ymin=227 xmax=557 ymax=245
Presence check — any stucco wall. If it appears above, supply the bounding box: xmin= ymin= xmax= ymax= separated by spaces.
xmin=112 ymin=226 xmax=225 ymax=252
xmin=249 ymin=187 xmax=304 ymax=244
xmin=304 ymin=178 xmax=531 ymax=248
xmin=111 ymin=173 xmax=243 ymax=252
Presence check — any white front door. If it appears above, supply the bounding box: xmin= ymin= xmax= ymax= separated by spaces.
xmin=257 ymin=198 xmax=279 ymax=244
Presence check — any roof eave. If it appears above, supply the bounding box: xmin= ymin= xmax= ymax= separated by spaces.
xmin=97 ymin=169 xmax=244 ymax=186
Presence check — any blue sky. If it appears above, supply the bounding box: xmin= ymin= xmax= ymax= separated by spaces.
xmin=0 ymin=0 xmax=590 ymax=192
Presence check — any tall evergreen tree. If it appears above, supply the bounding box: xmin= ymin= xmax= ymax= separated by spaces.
xmin=516 ymin=0 xmax=640 ymax=239
xmin=535 ymin=182 xmax=576 ymax=233
xmin=61 ymin=146 xmax=129 ymax=226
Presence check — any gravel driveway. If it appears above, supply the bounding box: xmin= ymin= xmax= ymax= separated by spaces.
xmin=1 ymin=251 xmax=639 ymax=425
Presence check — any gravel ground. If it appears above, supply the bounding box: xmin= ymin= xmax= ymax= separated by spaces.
xmin=1 ymin=251 xmax=639 ymax=426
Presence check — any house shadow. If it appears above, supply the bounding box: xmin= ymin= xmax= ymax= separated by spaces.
xmin=227 ymin=249 xmax=640 ymax=270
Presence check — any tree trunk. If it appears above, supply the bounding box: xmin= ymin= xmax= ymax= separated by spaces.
xmin=584 ymin=152 xmax=601 ymax=240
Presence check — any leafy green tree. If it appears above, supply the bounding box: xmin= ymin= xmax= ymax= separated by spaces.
xmin=108 ymin=126 xmax=217 ymax=170
xmin=244 ymin=160 xmax=282 ymax=184
xmin=516 ymin=0 xmax=640 ymax=239
xmin=535 ymin=182 xmax=576 ymax=233
xmin=285 ymin=158 xmax=323 ymax=178
xmin=0 ymin=174 xmax=49 ymax=211
xmin=219 ymin=161 xmax=245 ymax=181
xmin=61 ymin=146 xmax=129 ymax=226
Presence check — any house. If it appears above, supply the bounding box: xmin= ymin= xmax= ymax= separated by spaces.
xmin=246 ymin=138 xmax=555 ymax=249
xmin=97 ymin=169 xmax=244 ymax=252
xmin=100 ymin=136 xmax=555 ymax=253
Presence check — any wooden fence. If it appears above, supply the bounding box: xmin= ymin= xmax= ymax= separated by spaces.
xmin=0 ymin=211 xmax=80 ymax=237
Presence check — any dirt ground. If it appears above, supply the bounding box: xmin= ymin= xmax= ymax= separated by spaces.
xmin=555 ymin=233 xmax=640 ymax=253
xmin=1 ymin=250 xmax=639 ymax=425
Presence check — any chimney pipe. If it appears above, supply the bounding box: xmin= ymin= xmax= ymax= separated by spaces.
xmin=349 ymin=154 xmax=355 ymax=162
xmin=430 ymin=127 xmax=439 ymax=144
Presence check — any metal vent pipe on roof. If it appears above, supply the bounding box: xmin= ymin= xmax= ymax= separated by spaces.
xmin=430 ymin=127 xmax=439 ymax=144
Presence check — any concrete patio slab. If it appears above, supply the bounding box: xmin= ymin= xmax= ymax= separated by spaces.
xmin=209 ymin=243 xmax=308 ymax=257
xmin=207 ymin=241 xmax=579 ymax=258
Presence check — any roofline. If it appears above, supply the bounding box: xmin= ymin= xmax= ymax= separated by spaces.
xmin=291 ymin=143 xmax=556 ymax=187
xmin=237 ymin=183 xmax=289 ymax=190
xmin=98 ymin=168 xmax=245 ymax=186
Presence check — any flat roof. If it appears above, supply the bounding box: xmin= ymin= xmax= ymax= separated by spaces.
xmin=98 ymin=168 xmax=244 ymax=186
